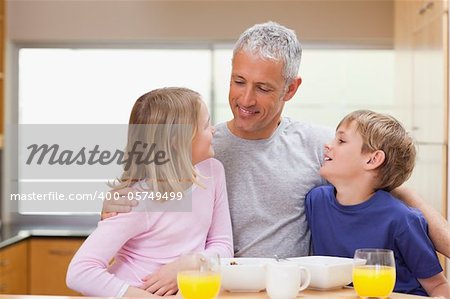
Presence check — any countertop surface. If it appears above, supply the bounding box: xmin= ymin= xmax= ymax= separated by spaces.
xmin=0 ymin=288 xmax=428 ymax=298
xmin=0 ymin=223 xmax=94 ymax=248
xmin=0 ymin=225 xmax=429 ymax=299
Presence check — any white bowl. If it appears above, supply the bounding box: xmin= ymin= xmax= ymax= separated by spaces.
xmin=220 ymin=257 xmax=273 ymax=292
xmin=287 ymin=256 xmax=362 ymax=290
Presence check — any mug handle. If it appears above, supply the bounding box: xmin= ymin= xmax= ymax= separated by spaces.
xmin=298 ymin=266 xmax=311 ymax=292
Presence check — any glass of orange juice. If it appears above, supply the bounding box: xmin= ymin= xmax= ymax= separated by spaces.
xmin=353 ymin=249 xmax=396 ymax=298
xmin=177 ymin=253 xmax=221 ymax=299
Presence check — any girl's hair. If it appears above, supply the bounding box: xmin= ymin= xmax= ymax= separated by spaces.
xmin=338 ymin=110 xmax=416 ymax=192
xmin=113 ymin=87 xmax=202 ymax=193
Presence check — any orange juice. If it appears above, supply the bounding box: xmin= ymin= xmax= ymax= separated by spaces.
xmin=353 ymin=265 xmax=396 ymax=298
xmin=177 ymin=271 xmax=221 ymax=299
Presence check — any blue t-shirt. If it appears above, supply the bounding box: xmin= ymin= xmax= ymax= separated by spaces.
xmin=305 ymin=185 xmax=442 ymax=296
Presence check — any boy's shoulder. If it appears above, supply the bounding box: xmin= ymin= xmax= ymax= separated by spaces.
xmin=308 ymin=184 xmax=333 ymax=194
xmin=376 ymin=190 xmax=427 ymax=225
xmin=306 ymin=185 xmax=334 ymax=204
xmin=378 ymin=190 xmax=419 ymax=211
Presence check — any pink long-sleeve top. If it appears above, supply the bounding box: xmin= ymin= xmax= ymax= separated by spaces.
xmin=66 ymin=158 xmax=233 ymax=297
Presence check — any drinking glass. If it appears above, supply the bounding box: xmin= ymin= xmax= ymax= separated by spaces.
xmin=177 ymin=253 xmax=221 ymax=299
xmin=353 ymin=249 xmax=396 ymax=298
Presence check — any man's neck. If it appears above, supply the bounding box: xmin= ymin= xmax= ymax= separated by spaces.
xmin=227 ymin=118 xmax=282 ymax=140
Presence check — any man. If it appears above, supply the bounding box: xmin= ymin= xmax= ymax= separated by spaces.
xmin=104 ymin=21 xmax=450 ymax=295
xmin=213 ymin=22 xmax=330 ymax=258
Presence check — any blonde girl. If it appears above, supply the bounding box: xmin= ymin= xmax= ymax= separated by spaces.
xmin=66 ymin=87 xmax=233 ymax=297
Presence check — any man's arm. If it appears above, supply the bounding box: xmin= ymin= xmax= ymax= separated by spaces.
xmin=418 ymin=273 xmax=450 ymax=298
xmin=392 ymin=186 xmax=450 ymax=258
xmin=101 ymin=187 xmax=138 ymax=219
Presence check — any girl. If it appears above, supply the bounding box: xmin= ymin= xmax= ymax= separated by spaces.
xmin=66 ymin=87 xmax=233 ymax=297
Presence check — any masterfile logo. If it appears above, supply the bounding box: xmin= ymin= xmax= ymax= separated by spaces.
xmin=26 ymin=142 xmax=170 ymax=170
xmin=9 ymin=124 xmax=193 ymax=213
xmin=15 ymin=124 xmax=189 ymax=180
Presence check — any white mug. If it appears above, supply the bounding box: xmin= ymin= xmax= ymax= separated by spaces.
xmin=266 ymin=262 xmax=311 ymax=299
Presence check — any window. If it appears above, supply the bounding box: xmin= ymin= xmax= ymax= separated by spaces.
xmin=284 ymin=49 xmax=395 ymax=127
xmin=19 ymin=48 xmax=212 ymax=124
xmin=10 ymin=45 xmax=395 ymax=220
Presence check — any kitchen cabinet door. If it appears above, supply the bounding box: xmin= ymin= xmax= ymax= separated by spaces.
xmin=29 ymin=238 xmax=84 ymax=295
xmin=412 ymin=12 xmax=447 ymax=143
xmin=395 ymin=0 xmax=448 ymax=275
xmin=0 ymin=241 xmax=28 ymax=294
xmin=413 ymin=0 xmax=446 ymax=31
xmin=406 ymin=144 xmax=446 ymax=216
xmin=404 ymin=143 xmax=447 ymax=269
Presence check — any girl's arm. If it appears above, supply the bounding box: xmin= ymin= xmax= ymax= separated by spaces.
xmin=141 ymin=159 xmax=233 ymax=295
xmin=66 ymin=211 xmax=148 ymax=297
xmin=124 ymin=286 xmax=177 ymax=297
xmin=418 ymin=273 xmax=450 ymax=299
xmin=203 ymin=159 xmax=234 ymax=258
xmin=392 ymin=186 xmax=450 ymax=258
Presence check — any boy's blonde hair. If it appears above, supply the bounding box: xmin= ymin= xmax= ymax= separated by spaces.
xmin=114 ymin=87 xmax=202 ymax=193
xmin=338 ymin=110 xmax=416 ymax=191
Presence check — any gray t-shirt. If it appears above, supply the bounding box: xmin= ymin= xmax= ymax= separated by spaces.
xmin=213 ymin=117 xmax=333 ymax=258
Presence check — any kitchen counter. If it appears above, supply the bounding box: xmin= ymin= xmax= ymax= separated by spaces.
xmin=0 ymin=288 xmax=428 ymax=298
xmin=0 ymin=226 xmax=433 ymax=299
xmin=0 ymin=223 xmax=94 ymax=248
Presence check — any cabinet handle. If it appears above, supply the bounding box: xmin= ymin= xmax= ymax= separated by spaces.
xmin=419 ymin=1 xmax=434 ymax=14
xmin=48 ymin=249 xmax=75 ymax=256
xmin=0 ymin=259 xmax=10 ymax=267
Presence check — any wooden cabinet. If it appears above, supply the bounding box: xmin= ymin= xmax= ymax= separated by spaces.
xmin=395 ymin=2 xmax=448 ymax=208
xmin=0 ymin=241 xmax=28 ymax=294
xmin=407 ymin=144 xmax=447 ymax=216
xmin=413 ymin=0 xmax=446 ymax=30
xmin=396 ymin=0 xmax=448 ymax=143
xmin=0 ymin=0 xmax=4 ymax=135
xmin=0 ymin=237 xmax=85 ymax=296
xmin=412 ymin=7 xmax=447 ymax=143
xmin=395 ymin=1 xmax=448 ymax=142
xmin=29 ymin=238 xmax=84 ymax=296
xmin=395 ymin=0 xmax=448 ymax=273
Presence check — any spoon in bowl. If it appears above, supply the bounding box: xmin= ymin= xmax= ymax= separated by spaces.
xmin=274 ymin=254 xmax=286 ymax=262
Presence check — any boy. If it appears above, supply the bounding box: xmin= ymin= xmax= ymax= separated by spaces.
xmin=305 ymin=110 xmax=449 ymax=297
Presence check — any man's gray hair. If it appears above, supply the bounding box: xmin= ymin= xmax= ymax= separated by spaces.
xmin=233 ymin=21 xmax=302 ymax=84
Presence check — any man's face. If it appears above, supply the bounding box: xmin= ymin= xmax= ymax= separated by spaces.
xmin=228 ymin=50 xmax=295 ymax=140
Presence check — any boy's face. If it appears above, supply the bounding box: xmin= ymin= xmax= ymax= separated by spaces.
xmin=319 ymin=120 xmax=372 ymax=185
